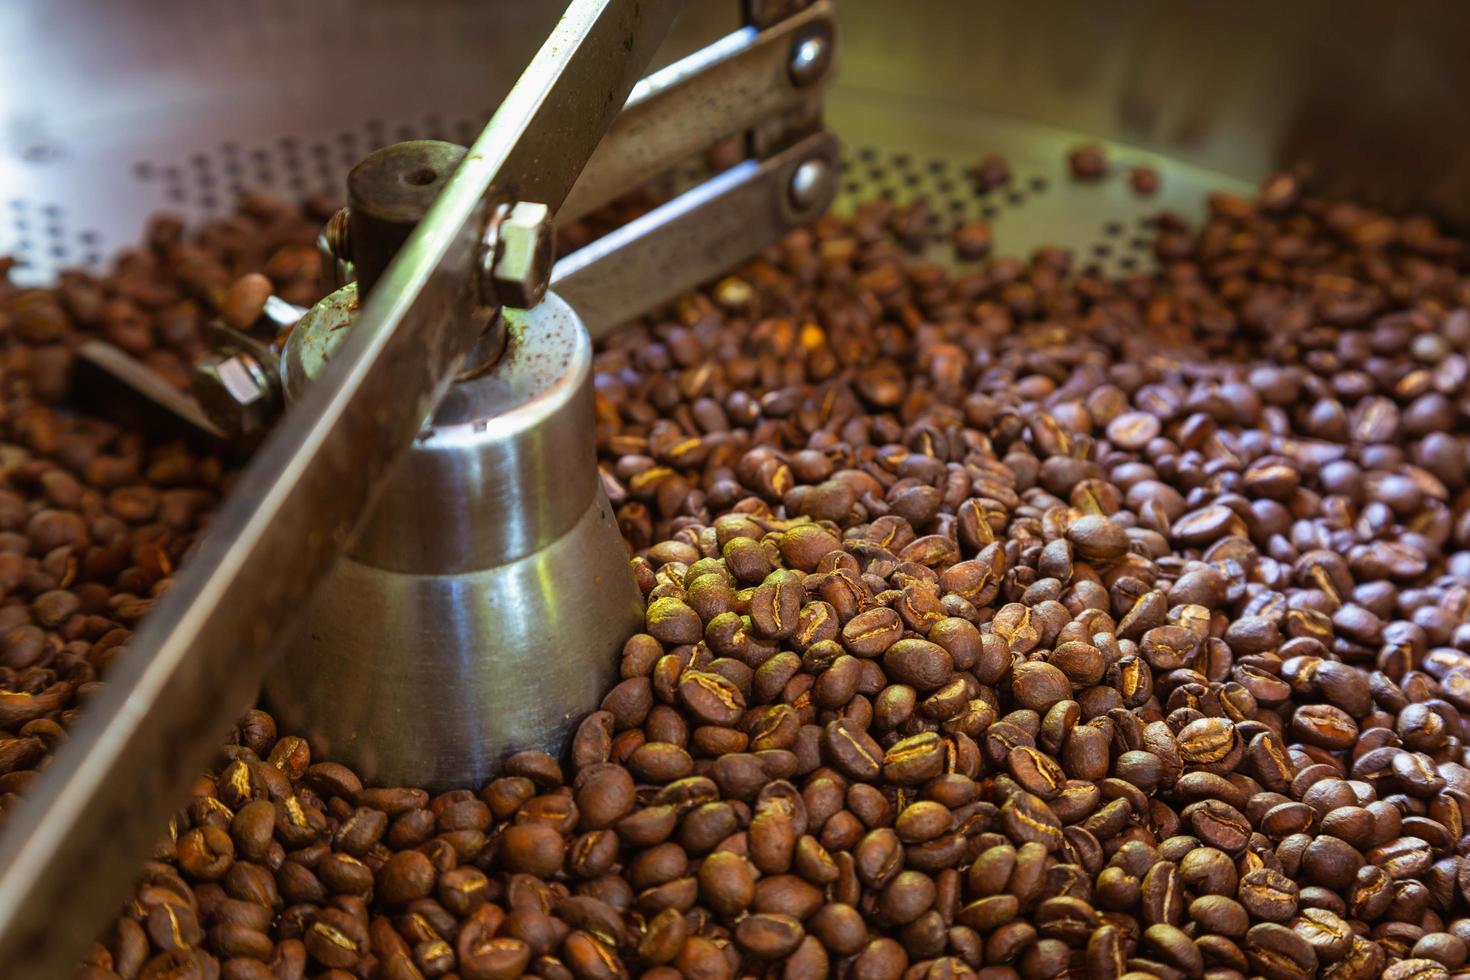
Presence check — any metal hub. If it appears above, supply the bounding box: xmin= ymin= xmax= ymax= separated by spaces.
xmin=269 ymin=292 xmax=642 ymax=790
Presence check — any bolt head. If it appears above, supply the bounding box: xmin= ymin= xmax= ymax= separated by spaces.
xmin=491 ymin=201 xmax=555 ymax=309
xmin=789 ymin=157 xmax=831 ymax=212
xmin=789 ymin=28 xmax=832 ymax=87
xmin=192 ymin=351 xmax=275 ymax=437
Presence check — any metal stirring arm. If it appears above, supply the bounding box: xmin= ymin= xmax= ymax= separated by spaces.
xmin=0 ymin=1 xmax=681 ymax=973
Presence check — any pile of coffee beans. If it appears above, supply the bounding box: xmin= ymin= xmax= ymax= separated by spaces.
xmin=0 ymin=192 xmax=341 ymax=827
xmin=45 ymin=163 xmax=1470 ymax=980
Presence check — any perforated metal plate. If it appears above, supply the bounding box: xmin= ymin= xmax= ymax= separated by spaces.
xmin=825 ymin=88 xmax=1252 ymax=277
xmin=0 ymin=0 xmax=1256 ymax=286
xmin=0 ymin=0 xmax=561 ymax=284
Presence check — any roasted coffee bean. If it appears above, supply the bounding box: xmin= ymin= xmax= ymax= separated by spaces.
xmin=1240 ymin=868 xmax=1300 ymax=923
xmin=1291 ymin=906 xmax=1354 ymax=962
xmin=1180 ymin=846 xmax=1237 ymax=896
xmin=882 ymin=639 xmax=953 ymax=692
xmin=1246 ymin=922 xmax=1318 ymax=979
xmin=1010 ymin=661 xmax=1071 ymax=713
xmin=1006 ymin=745 xmax=1066 ymax=800
xmin=1300 ymin=835 xmax=1363 ymax=890
xmin=1141 ymin=861 xmax=1185 ymax=926
xmin=823 ymin=719 xmax=883 ymax=782
xmin=1191 ymin=895 xmax=1249 ymax=937
xmin=733 ymin=913 xmax=805 ymax=960
xmin=881 ymin=732 xmax=946 ymax=785
xmin=999 ymin=790 xmax=1063 ymax=850
xmin=698 ymin=851 xmax=756 ymax=917
xmin=1143 ymin=922 xmax=1203 ymax=977
xmin=1189 ymin=799 xmax=1252 ymax=854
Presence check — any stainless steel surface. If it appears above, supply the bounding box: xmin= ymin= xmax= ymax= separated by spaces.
xmin=827 ymin=96 xmax=1253 ymax=278
xmin=7 ymin=2 xmax=1470 ymax=285
xmin=9 ymin=0 xmax=1470 ymax=288
xmin=722 ymin=0 xmax=1470 ymax=224
xmin=267 ymin=295 xmax=641 ymax=790
xmin=786 ymin=20 xmax=833 ymax=88
xmin=270 ymin=7 xmax=837 ymax=782
xmin=0 ymin=0 xmax=564 ymax=285
xmin=558 ymin=0 xmax=836 ymax=222
xmin=0 ymin=1 xmax=680 ymax=973
xmin=555 ymin=130 xmax=840 ymax=339
xmin=262 ymin=0 xmax=833 ymax=787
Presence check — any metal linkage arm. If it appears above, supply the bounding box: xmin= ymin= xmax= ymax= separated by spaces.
xmin=0 ymin=2 xmax=679 ymax=975
xmin=559 ymin=0 xmax=835 ymax=223
xmin=556 ymin=130 xmax=840 ymax=338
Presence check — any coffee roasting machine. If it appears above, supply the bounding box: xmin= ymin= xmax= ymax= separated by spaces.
xmin=1 ymin=1 xmax=1469 ymax=976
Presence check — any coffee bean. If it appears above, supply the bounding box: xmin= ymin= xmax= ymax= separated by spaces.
xmin=1006 ymin=745 xmax=1066 ymax=800
xmin=1300 ymin=835 xmax=1363 ymax=890
xmin=957 ymin=893 xmax=1019 ymax=931
xmin=497 ymin=824 xmax=565 ymax=878
xmin=749 ymin=570 xmax=803 ymax=639
xmin=1177 ymin=716 xmax=1238 ymax=767
xmin=1291 ymin=906 xmax=1354 ymax=961
xmin=1086 ymin=923 xmax=1127 ymax=979
xmin=822 ymin=719 xmax=883 ymax=782
xmin=999 ymin=790 xmax=1063 ymax=850
xmin=1068 ymin=143 xmax=1107 ymax=179
xmin=877 ymin=870 xmax=935 ymax=925
xmin=1239 ymin=868 xmax=1300 ymax=922
xmin=809 ymin=902 xmax=868 ymax=956
xmin=575 ymin=766 xmax=635 ymax=829
xmin=1010 ymin=661 xmax=1071 ymax=713
xmin=734 ymin=912 xmax=805 ymax=960
xmin=841 ymin=607 xmax=903 ymax=657
xmin=881 ymin=732 xmax=946 ymax=785
xmin=854 ymin=828 xmax=904 ymax=891
xmin=1140 ymin=862 xmax=1185 ymax=927
xmin=1246 ymin=922 xmax=1318 ymax=979
xmin=1188 ymin=799 xmax=1252 ymax=854
xmin=881 ymin=638 xmax=954 ymax=691
xmin=1066 ymin=515 xmax=1128 ymax=562
xmin=1191 ymin=894 xmax=1249 ymax=937
xmin=1143 ymin=922 xmax=1203 ymax=976
xmin=698 ymin=851 xmax=756 ymax=917
xmin=1179 ymin=846 xmax=1237 ymax=896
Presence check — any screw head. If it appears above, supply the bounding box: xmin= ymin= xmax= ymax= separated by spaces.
xmin=788 ymin=24 xmax=834 ymax=87
xmin=489 ymin=201 xmax=555 ymax=309
xmin=789 ymin=157 xmax=831 ymax=213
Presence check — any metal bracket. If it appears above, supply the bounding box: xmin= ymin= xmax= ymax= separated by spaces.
xmin=559 ymin=0 xmax=837 ymax=222
xmin=73 ymin=341 xmax=226 ymax=440
xmin=554 ymin=130 xmax=839 ymax=337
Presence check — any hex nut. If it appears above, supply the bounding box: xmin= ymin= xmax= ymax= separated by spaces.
xmin=491 ymin=201 xmax=555 ymax=309
xmin=191 ymin=351 xmax=278 ymax=437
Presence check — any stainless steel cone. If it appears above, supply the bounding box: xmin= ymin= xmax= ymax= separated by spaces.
xmin=265 ymin=290 xmax=642 ymax=791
